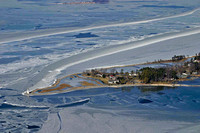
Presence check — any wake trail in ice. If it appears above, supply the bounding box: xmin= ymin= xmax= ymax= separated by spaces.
xmin=0 ymin=7 xmax=200 ymax=44
xmin=55 ymin=98 xmax=90 ymax=108
xmin=0 ymin=102 xmax=49 ymax=109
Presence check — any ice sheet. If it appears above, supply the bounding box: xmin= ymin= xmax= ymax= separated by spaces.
xmin=0 ymin=7 xmax=199 ymax=44
xmin=1 ymin=0 xmax=200 ymax=132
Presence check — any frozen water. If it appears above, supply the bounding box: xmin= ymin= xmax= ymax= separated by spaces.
xmin=1 ymin=0 xmax=200 ymax=132
xmin=39 ymin=86 xmax=200 ymax=133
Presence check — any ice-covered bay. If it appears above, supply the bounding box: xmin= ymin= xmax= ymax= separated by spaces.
xmin=0 ymin=6 xmax=199 ymax=44
xmin=39 ymin=86 xmax=200 ymax=133
xmin=1 ymin=0 xmax=200 ymax=132
xmin=1 ymin=4 xmax=200 ymax=91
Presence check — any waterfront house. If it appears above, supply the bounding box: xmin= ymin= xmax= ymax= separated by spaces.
xmin=109 ymin=75 xmax=116 ymax=80
xmin=194 ymin=60 xmax=200 ymax=63
xmin=108 ymin=79 xmax=119 ymax=84
xmin=181 ymin=73 xmax=189 ymax=78
xmin=176 ymin=72 xmax=189 ymax=79
xmin=96 ymin=74 xmax=103 ymax=77
xmin=192 ymin=71 xmax=198 ymax=75
xmin=172 ymin=55 xmax=185 ymax=61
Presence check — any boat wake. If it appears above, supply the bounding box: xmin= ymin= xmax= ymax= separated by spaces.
xmin=55 ymin=98 xmax=90 ymax=108
xmin=0 ymin=102 xmax=49 ymax=109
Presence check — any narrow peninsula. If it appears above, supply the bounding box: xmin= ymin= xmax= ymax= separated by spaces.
xmin=24 ymin=53 xmax=200 ymax=96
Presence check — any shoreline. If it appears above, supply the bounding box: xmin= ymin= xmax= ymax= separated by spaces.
xmin=25 ymin=82 xmax=200 ymax=96
xmin=27 ymin=56 xmax=189 ymax=95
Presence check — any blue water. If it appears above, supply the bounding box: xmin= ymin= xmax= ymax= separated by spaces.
xmin=73 ymin=32 xmax=99 ymax=38
xmin=1 ymin=81 xmax=200 ymax=132
xmin=2 ymin=85 xmax=200 ymax=132
xmin=0 ymin=57 xmax=20 ymax=64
